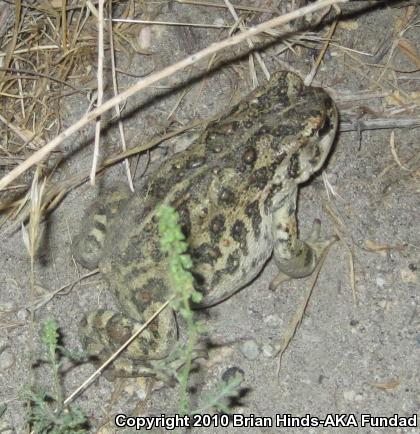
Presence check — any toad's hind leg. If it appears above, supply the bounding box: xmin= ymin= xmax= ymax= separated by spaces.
xmin=80 ymin=305 xmax=177 ymax=380
xmin=270 ymin=184 xmax=335 ymax=288
xmin=72 ymin=182 xmax=132 ymax=269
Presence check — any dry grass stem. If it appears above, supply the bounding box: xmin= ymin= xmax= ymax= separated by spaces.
xmin=0 ymin=114 xmax=45 ymax=147
xmin=336 ymin=229 xmax=357 ymax=305
xmin=304 ymin=16 xmax=338 ymax=85
xmin=275 ymin=240 xmax=336 ymax=375
xmin=1 ymin=119 xmax=205 ymax=231
xmin=175 ymin=0 xmax=276 ymax=14
xmin=340 ymin=117 xmax=420 ymax=132
xmin=21 ymin=167 xmax=46 ymax=432
xmin=28 ymin=269 xmax=99 ymax=311
xmin=389 ymin=130 xmax=413 ymax=171
xmin=223 ymin=0 xmax=270 ymax=82
xmin=21 ymin=170 xmax=45 ymax=261
xmin=108 ymin=4 xmax=134 ymax=191
xmin=110 ymin=18 xmax=231 ymax=29
xmin=344 ymin=50 xmax=416 ymax=108
xmin=322 ymin=203 xmax=357 ymax=303
xmin=90 ymin=0 xmax=105 ymax=186
xmin=0 ymin=45 xmax=65 ymax=57
xmin=0 ymin=0 xmax=347 ymax=192
xmin=322 ymin=172 xmax=344 ymax=201
xmin=334 ymin=90 xmax=392 ymax=102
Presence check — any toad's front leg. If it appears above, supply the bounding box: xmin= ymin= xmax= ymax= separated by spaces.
xmin=270 ymin=183 xmax=335 ymax=288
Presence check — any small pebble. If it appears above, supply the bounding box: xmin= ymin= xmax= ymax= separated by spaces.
xmin=263 ymin=314 xmax=279 ymax=325
xmin=17 ymin=309 xmax=29 ymax=322
xmin=343 ymin=390 xmax=356 ymax=401
xmin=222 ymin=367 xmax=245 ymax=384
xmin=261 ymin=343 xmax=275 ymax=358
xmin=0 ymin=347 xmax=13 ymax=371
xmin=376 ymin=276 xmax=386 ymax=288
xmin=239 ymin=340 xmax=260 ymax=361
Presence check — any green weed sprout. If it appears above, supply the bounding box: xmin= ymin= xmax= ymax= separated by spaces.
xmin=157 ymin=205 xmax=244 ymax=416
xmin=26 ymin=319 xmax=88 ymax=434
xmin=156 ymin=205 xmax=203 ymax=414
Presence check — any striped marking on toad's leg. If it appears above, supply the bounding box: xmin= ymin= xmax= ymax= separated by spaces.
xmin=72 ymin=182 xmax=132 ymax=269
xmin=72 ymin=208 xmax=108 ymax=269
xmin=80 ymin=304 xmax=177 ymax=380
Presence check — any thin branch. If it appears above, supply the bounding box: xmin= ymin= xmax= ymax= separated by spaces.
xmin=223 ymin=0 xmax=270 ymax=82
xmin=89 ymin=0 xmax=104 ymax=185
xmin=108 ymin=2 xmax=134 ymax=191
xmin=340 ymin=117 xmax=420 ymax=132
xmin=109 ymin=18 xmax=231 ymax=29
xmin=175 ymin=0 xmax=276 ymax=13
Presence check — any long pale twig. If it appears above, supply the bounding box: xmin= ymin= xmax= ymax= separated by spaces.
xmin=108 ymin=3 xmax=134 ymax=191
xmin=340 ymin=116 xmax=420 ymax=132
xmin=275 ymin=240 xmax=336 ymax=375
xmin=0 ymin=0 xmax=347 ymax=192
xmin=109 ymin=18 xmax=231 ymax=29
xmin=176 ymin=0 xmax=275 ymax=14
xmin=223 ymin=0 xmax=270 ymax=82
xmin=89 ymin=0 xmax=104 ymax=185
xmin=304 ymin=17 xmax=338 ymax=85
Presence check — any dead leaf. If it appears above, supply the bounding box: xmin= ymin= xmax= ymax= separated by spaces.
xmin=397 ymin=39 xmax=420 ymax=68
xmin=338 ymin=20 xmax=359 ymax=31
xmin=365 ymin=240 xmax=389 ymax=255
xmin=372 ymin=378 xmax=401 ymax=390
xmin=400 ymin=268 xmax=417 ymax=284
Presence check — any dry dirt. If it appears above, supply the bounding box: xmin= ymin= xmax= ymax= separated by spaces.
xmin=0 ymin=1 xmax=419 ymax=433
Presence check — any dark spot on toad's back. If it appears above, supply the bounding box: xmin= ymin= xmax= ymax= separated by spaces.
xmin=243 ymin=146 xmax=257 ymax=165
xmin=136 ymin=290 xmax=153 ymax=305
xmin=177 ymin=204 xmax=191 ymax=238
xmin=231 ymin=219 xmax=247 ymax=242
xmin=243 ymin=119 xmax=253 ymax=129
xmin=250 ymin=166 xmax=274 ymax=189
xmin=287 ymin=153 xmax=300 ymax=178
xmin=209 ymin=214 xmax=226 ymax=241
xmin=226 ymin=250 xmax=241 ymax=273
xmin=245 ymin=200 xmax=262 ymax=238
xmin=192 ymin=243 xmax=222 ymax=265
xmin=218 ymin=187 xmax=237 ymax=206
xmin=211 ymin=249 xmax=241 ymax=288
xmin=139 ymin=278 xmax=166 ymax=304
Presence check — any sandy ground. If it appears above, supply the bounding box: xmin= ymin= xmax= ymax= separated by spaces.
xmin=0 ymin=1 xmax=419 ymax=433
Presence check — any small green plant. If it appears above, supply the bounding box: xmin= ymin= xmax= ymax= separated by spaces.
xmin=193 ymin=370 xmax=244 ymax=415
xmin=26 ymin=319 xmax=88 ymax=434
xmin=157 ymin=205 xmax=203 ymax=414
xmin=157 ymin=205 xmax=243 ymax=416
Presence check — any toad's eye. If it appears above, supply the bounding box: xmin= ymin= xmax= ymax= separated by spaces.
xmin=318 ymin=116 xmax=332 ymax=138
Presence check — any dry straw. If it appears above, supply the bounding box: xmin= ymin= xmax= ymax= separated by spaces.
xmin=0 ymin=0 xmax=347 ymax=192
